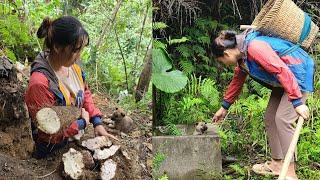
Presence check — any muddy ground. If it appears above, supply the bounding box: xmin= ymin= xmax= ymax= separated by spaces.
xmin=0 ymin=93 xmax=152 ymax=179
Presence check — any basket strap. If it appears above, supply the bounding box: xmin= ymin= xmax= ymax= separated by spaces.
xmin=299 ymin=12 xmax=312 ymax=44
xmin=279 ymin=13 xmax=311 ymax=57
xmin=279 ymin=44 xmax=300 ymax=57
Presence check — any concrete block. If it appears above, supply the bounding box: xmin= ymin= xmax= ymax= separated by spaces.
xmin=152 ymin=124 xmax=222 ymax=180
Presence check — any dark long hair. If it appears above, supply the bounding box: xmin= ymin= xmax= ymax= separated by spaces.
xmin=37 ymin=16 xmax=89 ymax=53
xmin=212 ymin=30 xmax=237 ymax=57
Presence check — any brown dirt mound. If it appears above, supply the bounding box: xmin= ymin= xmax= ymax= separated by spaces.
xmin=0 ymin=92 xmax=152 ymax=179
xmin=0 ymin=61 xmax=34 ymax=159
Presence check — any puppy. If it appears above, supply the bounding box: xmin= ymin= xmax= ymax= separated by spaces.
xmin=193 ymin=122 xmax=208 ymax=135
xmin=111 ymin=107 xmax=133 ymax=134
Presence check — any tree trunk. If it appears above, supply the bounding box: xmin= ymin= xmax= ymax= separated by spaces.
xmin=135 ymin=44 xmax=152 ymax=102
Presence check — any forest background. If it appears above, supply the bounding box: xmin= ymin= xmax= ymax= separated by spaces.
xmin=152 ymin=0 xmax=320 ymax=179
xmin=0 ymin=0 xmax=152 ymax=112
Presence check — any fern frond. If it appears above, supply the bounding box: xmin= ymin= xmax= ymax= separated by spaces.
xmin=153 ymin=22 xmax=168 ymax=30
xmin=187 ymin=74 xmax=201 ymax=96
xmin=168 ymin=36 xmax=188 ymax=45
xmin=182 ymin=96 xmax=204 ymax=110
xmin=200 ymin=78 xmax=220 ymax=108
xmin=192 ymin=45 xmax=206 ymax=56
xmin=179 ymin=59 xmax=194 ymax=75
xmin=153 ymin=40 xmax=167 ymax=50
xmin=176 ymin=44 xmax=192 ymax=58
xmin=196 ymin=35 xmax=210 ymax=45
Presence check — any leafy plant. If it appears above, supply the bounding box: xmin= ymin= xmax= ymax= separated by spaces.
xmin=0 ymin=14 xmax=36 ymax=62
xmin=229 ymin=164 xmax=245 ymax=176
xmin=164 ymin=123 xmax=182 ymax=136
xmin=153 ymin=22 xmax=168 ymax=30
xmin=168 ymin=36 xmax=188 ymax=45
xmin=152 ymin=151 xmax=167 ymax=179
xmin=152 ymin=48 xmax=188 ymax=93
xmin=157 ymin=175 xmax=169 ymax=180
xmin=153 ymin=152 xmax=166 ymax=169
xmin=179 ymin=59 xmax=195 ymax=75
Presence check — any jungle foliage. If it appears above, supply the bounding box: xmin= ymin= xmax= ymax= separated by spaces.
xmin=153 ymin=0 xmax=320 ymax=179
xmin=0 ymin=0 xmax=152 ymax=110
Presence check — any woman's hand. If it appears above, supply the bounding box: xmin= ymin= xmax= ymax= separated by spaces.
xmin=94 ymin=125 xmax=119 ymax=141
xmin=212 ymin=107 xmax=228 ymax=123
xmin=295 ymin=104 xmax=309 ymax=120
xmin=81 ymin=108 xmax=90 ymax=125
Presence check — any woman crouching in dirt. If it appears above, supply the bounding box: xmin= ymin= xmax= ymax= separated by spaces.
xmin=25 ymin=16 xmax=115 ymax=159
xmin=211 ymin=29 xmax=313 ymax=180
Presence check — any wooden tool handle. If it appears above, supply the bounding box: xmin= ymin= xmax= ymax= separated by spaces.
xmin=278 ymin=116 xmax=304 ymax=180
xmin=240 ymin=25 xmax=257 ymax=30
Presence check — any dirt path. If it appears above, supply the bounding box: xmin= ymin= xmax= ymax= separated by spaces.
xmin=0 ymin=93 xmax=152 ymax=179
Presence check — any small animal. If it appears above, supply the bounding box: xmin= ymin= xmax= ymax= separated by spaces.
xmin=111 ymin=107 xmax=133 ymax=134
xmin=102 ymin=118 xmax=115 ymax=128
xmin=193 ymin=122 xmax=208 ymax=135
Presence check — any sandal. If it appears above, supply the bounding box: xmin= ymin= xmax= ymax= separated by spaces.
xmin=252 ymin=161 xmax=279 ymax=176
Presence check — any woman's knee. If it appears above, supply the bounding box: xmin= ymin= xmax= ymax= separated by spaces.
xmin=264 ymin=111 xmax=276 ymax=128
xmin=274 ymin=111 xmax=296 ymax=131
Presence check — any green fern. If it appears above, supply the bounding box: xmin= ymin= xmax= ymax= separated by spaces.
xmin=196 ymin=35 xmax=210 ymax=45
xmin=195 ymin=18 xmax=219 ymax=31
xmin=153 ymin=40 xmax=167 ymax=50
xmin=179 ymin=59 xmax=194 ymax=75
xmin=249 ymin=79 xmax=270 ymax=97
xmin=187 ymin=74 xmax=202 ymax=96
xmin=0 ymin=15 xmax=31 ymax=47
xmin=165 ymin=123 xmax=182 ymax=136
xmin=153 ymin=22 xmax=168 ymax=30
xmin=200 ymin=78 xmax=220 ymax=108
xmin=192 ymin=45 xmax=206 ymax=57
xmin=158 ymin=175 xmax=169 ymax=180
xmin=168 ymin=36 xmax=188 ymax=45
xmin=229 ymin=164 xmax=245 ymax=176
xmin=153 ymin=152 xmax=166 ymax=171
xmin=3 ymin=48 xmax=17 ymax=62
xmin=185 ymin=76 xmax=220 ymax=109
xmin=199 ymin=54 xmax=210 ymax=63
xmin=0 ymin=14 xmax=35 ymax=62
xmin=176 ymin=44 xmax=192 ymax=58
xmin=181 ymin=96 xmax=204 ymax=110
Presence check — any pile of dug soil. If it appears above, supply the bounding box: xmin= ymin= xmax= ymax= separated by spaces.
xmin=0 ymin=57 xmax=34 ymax=159
xmin=0 ymin=93 xmax=152 ymax=179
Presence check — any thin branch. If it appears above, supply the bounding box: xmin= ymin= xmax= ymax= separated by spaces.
xmin=232 ymin=0 xmax=242 ymax=20
xmin=133 ymin=3 xmax=150 ymax=75
xmin=95 ymin=0 xmax=122 ymax=49
xmin=114 ymin=24 xmax=129 ymax=92
xmin=91 ymin=0 xmax=122 ymax=91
